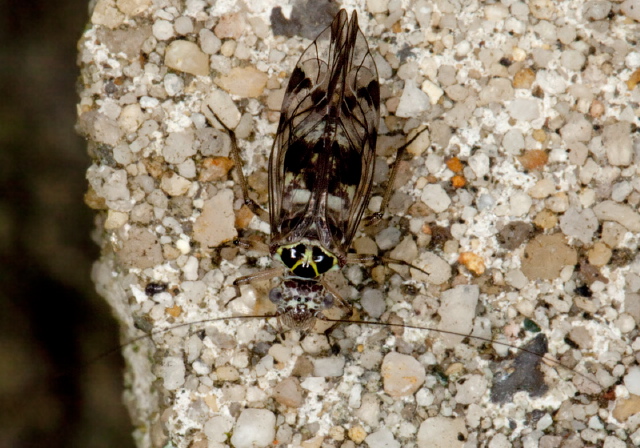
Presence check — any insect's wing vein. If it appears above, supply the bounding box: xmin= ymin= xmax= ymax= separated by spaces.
xmin=269 ymin=10 xmax=380 ymax=254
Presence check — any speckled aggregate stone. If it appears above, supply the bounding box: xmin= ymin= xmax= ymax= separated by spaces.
xmin=79 ymin=0 xmax=639 ymax=447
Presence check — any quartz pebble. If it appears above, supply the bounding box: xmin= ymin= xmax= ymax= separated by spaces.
xmin=507 ymin=98 xmax=540 ymax=121
xmin=313 ymin=356 xmax=345 ymax=377
xmin=455 ymin=374 xmax=488 ymax=404
xmin=417 ymin=416 xmax=467 ymax=448
xmin=165 ymin=40 xmax=209 ymax=76
xmin=622 ymin=0 xmax=640 ymax=21
xmin=396 ymin=80 xmax=430 ymax=117
xmin=162 ymin=356 xmax=185 ymax=390
xmin=381 ymin=352 xmax=426 ymax=397
xmin=365 ymin=428 xmax=400 ymax=448
xmin=215 ymin=66 xmax=268 ymax=98
xmin=193 ymin=189 xmax=237 ymax=247
xmin=603 ymin=122 xmax=633 ymax=166
xmin=436 ymin=285 xmax=479 ymax=347
xmin=559 ymin=207 xmax=598 ymax=244
xmin=274 ymin=377 xmax=304 ymax=408
xmin=593 ymin=201 xmax=640 ymax=232
xmin=152 ymin=19 xmax=174 ymax=40
xmin=421 ymin=184 xmax=451 ymax=213
xmin=624 ymin=366 xmax=640 ymax=395
xmin=230 ymin=409 xmax=276 ymax=448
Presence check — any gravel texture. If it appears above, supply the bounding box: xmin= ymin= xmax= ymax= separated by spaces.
xmin=79 ymin=0 xmax=640 ymax=447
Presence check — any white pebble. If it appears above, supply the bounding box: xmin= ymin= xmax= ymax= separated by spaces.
xmin=583 ymin=1 xmax=612 ymax=20
xmin=417 ymin=416 xmax=467 ymax=448
xmin=507 ymin=98 xmax=540 ymax=121
xmin=396 ymin=80 xmax=430 ymax=117
xmin=182 ymin=256 xmax=199 ymax=281
xmin=139 ymin=96 xmax=159 ymax=109
xmin=560 ymin=207 xmax=598 ymax=244
xmin=502 ymin=129 xmax=524 ymax=154
xmin=165 ymin=40 xmax=209 ymax=76
xmin=199 ymin=28 xmax=221 ymax=54
xmin=603 ymin=122 xmax=633 ymax=166
xmin=230 ymin=409 xmax=276 ymax=448
xmin=162 ymin=356 xmax=185 ymax=390
xmin=611 ymin=181 xmax=633 ymax=202
xmin=421 ymin=184 xmax=451 ymax=213
xmin=455 ymin=374 xmax=488 ymax=404
xmin=152 ymin=19 xmax=175 ymax=40
xmin=622 ymin=0 xmax=640 ymax=21
xmin=421 ymin=80 xmax=444 ymax=105
xmin=361 ymin=288 xmax=386 ymax=318
xmin=488 ymin=433 xmax=510 ymax=448
xmin=375 ymin=226 xmax=401 ymax=250
xmin=536 ymin=69 xmax=567 ymax=95
xmin=163 ymin=73 xmax=184 ymax=96
xmin=365 ymin=428 xmax=400 ymax=448
xmin=367 ymin=0 xmax=390 ymax=14
xmin=381 ymin=352 xmax=426 ymax=397
xmin=469 ymin=152 xmax=490 ymax=177
xmin=485 ymin=4 xmax=509 ymax=20
xmin=561 ymin=49 xmax=586 ymax=71
xmin=437 ymin=285 xmax=479 ymax=348
xmin=616 ymin=313 xmax=636 ymax=333
xmin=560 ymin=115 xmax=592 ymax=142
xmin=603 ymin=436 xmax=627 ymax=448
xmin=163 ymin=131 xmax=195 ymax=164
xmin=174 ymin=16 xmax=193 ymax=35
xmin=204 ymin=416 xmax=233 ymax=443
xmin=624 ymin=366 xmax=640 ymax=395
xmin=509 ymin=191 xmax=532 ymax=217
xmin=313 ymin=356 xmax=345 ymax=377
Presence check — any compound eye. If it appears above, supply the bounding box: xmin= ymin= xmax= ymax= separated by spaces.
xmin=312 ymin=247 xmax=335 ymax=275
xmin=269 ymin=288 xmax=284 ymax=305
xmin=280 ymin=244 xmax=306 ymax=269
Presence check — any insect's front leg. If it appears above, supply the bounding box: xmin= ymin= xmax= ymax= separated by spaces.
xmin=346 ymin=253 xmax=431 ymax=277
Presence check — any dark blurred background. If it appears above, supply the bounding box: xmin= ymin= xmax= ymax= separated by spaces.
xmin=0 ymin=1 xmax=134 ymax=446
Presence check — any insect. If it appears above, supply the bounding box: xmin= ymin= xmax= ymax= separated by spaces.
xmin=215 ymin=9 xmax=389 ymax=334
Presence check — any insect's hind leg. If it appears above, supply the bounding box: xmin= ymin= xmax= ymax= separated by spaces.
xmin=366 ymin=126 xmax=428 ymax=226
xmin=206 ymin=106 xmax=269 ymax=222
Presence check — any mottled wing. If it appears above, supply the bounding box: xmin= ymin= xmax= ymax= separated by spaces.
xmin=269 ymin=10 xmax=380 ymax=255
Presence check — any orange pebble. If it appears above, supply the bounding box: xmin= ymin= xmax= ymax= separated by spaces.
xmin=451 ymin=175 xmax=466 ymax=188
xmin=165 ymin=305 xmax=183 ymax=317
xmin=446 ymin=157 xmax=464 ymax=173
xmin=518 ymin=150 xmax=548 ymax=171
xmin=627 ymin=68 xmax=640 ymax=90
xmin=458 ymin=252 xmax=485 ymax=275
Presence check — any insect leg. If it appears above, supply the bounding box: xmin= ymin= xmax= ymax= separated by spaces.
xmin=346 ymin=253 xmax=431 ymax=277
xmin=225 ymin=267 xmax=285 ymax=308
xmin=318 ymin=280 xmax=354 ymax=353
xmin=207 ymin=106 xmax=269 ymax=222
xmin=368 ymin=126 xmax=429 ymax=225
